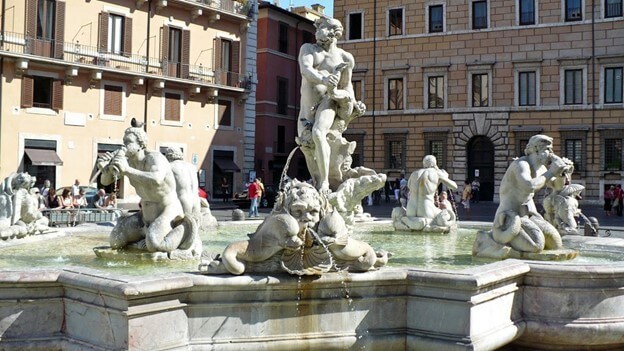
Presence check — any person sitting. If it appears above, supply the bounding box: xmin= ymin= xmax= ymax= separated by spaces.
xmin=72 ymin=188 xmax=88 ymax=209
xmin=46 ymin=188 xmax=61 ymax=209
xmin=57 ymin=188 xmax=73 ymax=209
xmin=93 ymin=189 xmax=107 ymax=209
xmin=105 ymin=192 xmax=117 ymax=209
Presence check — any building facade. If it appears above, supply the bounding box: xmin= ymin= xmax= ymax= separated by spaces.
xmin=334 ymin=0 xmax=624 ymax=202
xmin=0 ymin=0 xmax=255 ymax=202
xmin=255 ymin=2 xmax=316 ymax=187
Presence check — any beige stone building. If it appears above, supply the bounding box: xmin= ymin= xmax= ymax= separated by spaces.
xmin=335 ymin=0 xmax=624 ymax=202
xmin=0 ymin=0 xmax=255 ymax=202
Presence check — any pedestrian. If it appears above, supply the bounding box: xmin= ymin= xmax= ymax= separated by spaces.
xmin=471 ymin=177 xmax=480 ymax=203
xmin=40 ymin=179 xmax=51 ymax=198
xmin=71 ymin=179 xmax=81 ymax=197
xmin=462 ymin=179 xmax=472 ymax=216
xmin=220 ymin=177 xmax=229 ymax=202
xmin=614 ymin=184 xmax=623 ymax=216
xmin=384 ymin=181 xmax=391 ymax=203
xmin=247 ymin=178 xmax=259 ymax=218
xmin=255 ymin=177 xmax=265 ymax=207
xmin=604 ymin=185 xmax=614 ymax=216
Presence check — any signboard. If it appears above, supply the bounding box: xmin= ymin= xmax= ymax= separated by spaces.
xmin=474 ymin=169 xmax=480 ymax=177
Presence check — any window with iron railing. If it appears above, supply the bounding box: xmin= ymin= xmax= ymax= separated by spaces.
xmin=565 ymin=139 xmax=583 ymax=170
xmin=386 ymin=139 xmax=405 ymax=169
xmin=606 ymin=0 xmax=623 ymax=17
xmin=604 ymin=138 xmax=623 ymax=171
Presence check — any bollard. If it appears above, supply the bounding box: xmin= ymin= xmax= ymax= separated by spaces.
xmin=232 ymin=209 xmax=245 ymax=221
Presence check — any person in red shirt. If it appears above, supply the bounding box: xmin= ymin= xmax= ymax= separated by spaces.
xmin=247 ymin=179 xmax=259 ymax=218
xmin=614 ymin=184 xmax=623 ymax=216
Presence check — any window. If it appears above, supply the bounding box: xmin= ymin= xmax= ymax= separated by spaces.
xmin=473 ymin=1 xmax=488 ymax=29
xmin=33 ymin=76 xmax=53 ymax=108
xmin=217 ymin=99 xmax=233 ymax=127
xmin=425 ymin=132 xmax=448 ymax=168
xmin=384 ymin=135 xmax=406 ymax=169
xmin=278 ymin=22 xmax=288 ymax=54
xmin=169 ymin=27 xmax=181 ymax=64
xmin=565 ymin=0 xmax=583 ymax=21
xmin=429 ymin=5 xmax=444 ymax=33
xmin=302 ymin=31 xmax=314 ymax=44
xmin=519 ymin=0 xmax=536 ymax=25
xmin=277 ymin=77 xmax=288 ymax=115
xmin=605 ymin=138 xmax=623 ymax=170
xmin=605 ymin=67 xmax=623 ymax=104
xmin=277 ymin=125 xmax=286 ymax=153
xmin=348 ymin=12 xmax=363 ymax=40
xmin=164 ymin=92 xmax=182 ymax=122
xmin=108 ymin=14 xmax=124 ymax=54
xmin=388 ymin=78 xmax=404 ymax=110
xmin=352 ymin=79 xmax=362 ymax=102
xmin=388 ymin=8 xmax=403 ymax=36
xmin=388 ymin=141 xmax=404 ymax=169
xmin=428 ymin=76 xmax=445 ymax=108
xmin=564 ymin=69 xmax=583 ymax=105
xmin=518 ymin=71 xmax=537 ymax=106
xmin=565 ymin=139 xmax=583 ymax=170
xmin=606 ymin=0 xmax=623 ymax=17
xmin=472 ymin=73 xmax=489 ymax=107
xmin=37 ymin=0 xmax=56 ymax=40
xmin=103 ymin=84 xmax=123 ymax=116
xmin=21 ymin=75 xmax=63 ymax=111
xmin=215 ymin=38 xmax=240 ymax=86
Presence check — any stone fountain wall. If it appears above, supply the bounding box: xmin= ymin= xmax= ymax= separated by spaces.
xmin=1 ymin=247 xmax=624 ymax=350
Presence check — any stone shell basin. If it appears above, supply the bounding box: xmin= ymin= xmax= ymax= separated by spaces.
xmin=0 ymin=223 xmax=622 ymax=350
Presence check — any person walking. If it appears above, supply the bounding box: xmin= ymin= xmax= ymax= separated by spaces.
xmin=471 ymin=177 xmax=480 ymax=203
xmin=462 ymin=179 xmax=472 ymax=217
xmin=604 ymin=185 xmax=614 ymax=216
xmin=247 ymin=178 xmax=260 ymax=218
xmin=255 ymin=177 xmax=265 ymax=207
xmin=615 ymin=184 xmax=623 ymax=216
xmin=220 ymin=177 xmax=229 ymax=202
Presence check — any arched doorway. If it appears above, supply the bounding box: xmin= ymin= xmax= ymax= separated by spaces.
xmin=467 ymin=136 xmax=495 ymax=201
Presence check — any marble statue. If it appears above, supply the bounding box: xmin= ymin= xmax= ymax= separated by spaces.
xmin=95 ymin=119 xmax=201 ymax=260
xmin=392 ymin=155 xmax=458 ymax=233
xmin=0 ymin=172 xmax=49 ymax=238
xmin=296 ymin=17 xmax=366 ymax=194
xmin=200 ymin=17 xmax=387 ymax=276
xmin=542 ymin=158 xmax=585 ymax=235
xmin=165 ymin=147 xmax=217 ymax=229
xmin=473 ymin=135 xmax=577 ymax=260
xmin=199 ymin=179 xmax=388 ymax=275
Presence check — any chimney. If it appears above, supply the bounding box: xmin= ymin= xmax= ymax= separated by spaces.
xmin=311 ymin=4 xmax=324 ymax=13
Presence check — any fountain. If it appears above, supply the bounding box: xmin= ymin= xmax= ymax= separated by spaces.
xmin=1 ymin=18 xmax=624 ymax=351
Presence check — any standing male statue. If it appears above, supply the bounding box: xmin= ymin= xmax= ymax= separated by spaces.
xmin=297 ymin=17 xmax=365 ymax=193
xmin=97 ymin=120 xmax=200 ymax=258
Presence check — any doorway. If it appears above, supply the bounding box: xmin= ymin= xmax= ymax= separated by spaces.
xmin=467 ymin=136 xmax=495 ymax=201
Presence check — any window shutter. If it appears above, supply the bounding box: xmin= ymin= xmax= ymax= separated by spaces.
xmin=52 ymin=79 xmax=64 ymax=112
xmin=21 ymin=76 xmax=34 ymax=108
xmin=232 ymin=40 xmax=240 ymax=78
xmin=214 ymin=37 xmax=222 ymax=71
xmin=164 ymin=93 xmax=180 ymax=121
xmin=181 ymin=29 xmax=190 ymax=79
xmin=54 ymin=1 xmax=66 ymax=59
xmin=161 ymin=26 xmax=169 ymax=62
xmin=124 ymin=17 xmax=133 ymax=56
xmin=99 ymin=12 xmax=109 ymax=52
xmin=104 ymin=86 xmax=113 ymax=115
xmin=25 ymin=0 xmax=37 ymax=39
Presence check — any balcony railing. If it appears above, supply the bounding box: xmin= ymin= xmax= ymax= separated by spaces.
xmin=606 ymin=2 xmax=623 ymax=17
xmin=0 ymin=31 xmax=250 ymax=90
xmin=192 ymin=0 xmax=254 ymax=17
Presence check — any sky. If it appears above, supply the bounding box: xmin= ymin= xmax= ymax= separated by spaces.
xmin=276 ymin=0 xmax=334 ymax=18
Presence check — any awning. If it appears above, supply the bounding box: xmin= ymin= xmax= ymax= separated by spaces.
xmin=24 ymin=148 xmax=63 ymax=166
xmin=214 ymin=158 xmax=241 ymax=172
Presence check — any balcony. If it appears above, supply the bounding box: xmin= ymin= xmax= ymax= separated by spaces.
xmin=0 ymin=31 xmax=250 ymax=90
xmin=189 ymin=0 xmax=254 ymax=18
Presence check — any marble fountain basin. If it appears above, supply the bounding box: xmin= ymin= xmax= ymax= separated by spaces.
xmin=0 ymin=222 xmax=622 ymax=350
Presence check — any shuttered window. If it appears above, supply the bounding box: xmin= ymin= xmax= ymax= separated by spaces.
xmin=164 ymin=92 xmax=181 ymax=121
xmin=103 ymin=84 xmax=123 ymax=116
xmin=21 ymin=75 xmax=63 ymax=111
xmin=100 ymin=12 xmax=132 ymax=55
